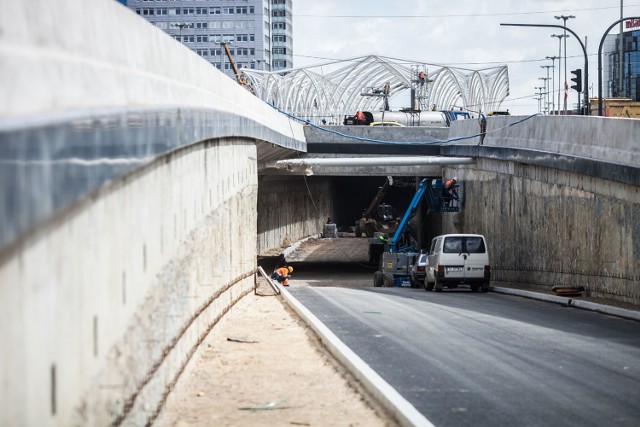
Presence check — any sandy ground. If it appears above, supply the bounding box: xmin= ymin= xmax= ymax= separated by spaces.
xmin=154 ymin=240 xmax=394 ymax=427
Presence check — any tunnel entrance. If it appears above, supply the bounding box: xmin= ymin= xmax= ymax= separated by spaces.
xmin=257 ymin=175 xmax=447 ymax=288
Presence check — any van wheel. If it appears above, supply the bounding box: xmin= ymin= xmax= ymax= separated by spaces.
xmin=424 ymin=278 xmax=434 ymax=292
xmin=433 ymin=276 xmax=443 ymax=292
xmin=470 ymin=284 xmax=479 ymax=292
xmin=481 ymin=282 xmax=490 ymax=292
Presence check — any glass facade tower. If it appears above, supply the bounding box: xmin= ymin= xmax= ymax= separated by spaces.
xmin=604 ymin=24 xmax=640 ymax=101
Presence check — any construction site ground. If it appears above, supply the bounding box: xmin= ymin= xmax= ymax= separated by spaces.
xmin=154 ymin=236 xmax=393 ymax=427
xmin=154 ymin=235 xmax=639 ymax=426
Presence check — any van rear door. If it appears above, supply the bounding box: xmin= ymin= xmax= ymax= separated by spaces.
xmin=441 ymin=236 xmax=465 ymax=280
xmin=462 ymin=236 xmax=488 ymax=280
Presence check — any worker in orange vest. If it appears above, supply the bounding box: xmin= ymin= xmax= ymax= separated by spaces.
xmin=271 ymin=266 xmax=293 ymax=286
xmin=442 ymin=177 xmax=459 ymax=206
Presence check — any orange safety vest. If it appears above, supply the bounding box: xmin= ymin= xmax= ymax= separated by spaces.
xmin=276 ymin=267 xmax=289 ymax=277
xmin=445 ymin=180 xmax=456 ymax=189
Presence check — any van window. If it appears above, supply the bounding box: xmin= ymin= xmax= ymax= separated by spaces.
xmin=443 ymin=237 xmax=463 ymax=253
xmin=430 ymin=238 xmax=440 ymax=255
xmin=465 ymin=237 xmax=486 ymax=253
xmin=442 ymin=236 xmax=486 ymax=254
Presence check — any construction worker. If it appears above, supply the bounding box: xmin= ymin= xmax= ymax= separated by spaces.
xmin=442 ymin=177 xmax=459 ymax=206
xmin=271 ymin=266 xmax=293 ymax=286
xmin=355 ymin=110 xmax=366 ymax=124
xmin=418 ymin=71 xmax=425 ymax=85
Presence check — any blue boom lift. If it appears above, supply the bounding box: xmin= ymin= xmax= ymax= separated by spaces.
xmin=372 ymin=178 xmax=459 ymax=287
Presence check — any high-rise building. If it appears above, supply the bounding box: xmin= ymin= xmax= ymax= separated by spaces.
xmin=271 ymin=0 xmax=293 ymax=70
xmin=603 ymin=19 xmax=640 ymax=101
xmin=125 ymin=0 xmax=293 ymax=77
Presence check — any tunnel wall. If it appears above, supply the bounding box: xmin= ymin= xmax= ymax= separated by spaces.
xmin=0 ymin=0 xmax=308 ymax=424
xmin=257 ymin=176 xmax=333 ymax=255
xmin=0 ymin=139 xmax=258 ymax=426
xmin=443 ymin=116 xmax=640 ymax=305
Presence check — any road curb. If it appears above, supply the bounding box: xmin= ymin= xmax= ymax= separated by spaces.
xmin=491 ymin=286 xmax=640 ymax=322
xmin=278 ymin=285 xmax=435 ymax=427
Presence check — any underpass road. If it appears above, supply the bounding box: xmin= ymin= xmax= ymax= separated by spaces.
xmin=288 ymin=286 xmax=640 ymax=427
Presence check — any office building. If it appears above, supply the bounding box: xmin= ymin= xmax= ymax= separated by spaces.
xmin=125 ymin=0 xmax=293 ymax=77
xmin=603 ymin=19 xmax=640 ymax=101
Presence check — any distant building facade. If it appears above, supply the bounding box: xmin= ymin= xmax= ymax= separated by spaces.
xmin=603 ymin=19 xmax=640 ymax=101
xmin=125 ymin=0 xmax=293 ymax=77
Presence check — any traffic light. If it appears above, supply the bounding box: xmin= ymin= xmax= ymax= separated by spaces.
xmin=570 ymin=69 xmax=582 ymax=93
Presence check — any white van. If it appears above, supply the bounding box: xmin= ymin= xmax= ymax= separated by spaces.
xmin=424 ymin=234 xmax=490 ymax=292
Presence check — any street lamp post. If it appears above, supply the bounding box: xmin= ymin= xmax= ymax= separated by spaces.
xmin=545 ymin=56 xmax=559 ymax=114
xmin=551 ymin=34 xmax=569 ymax=115
xmin=535 ymin=86 xmax=545 ymax=113
xmin=540 ymin=66 xmax=552 ymax=114
xmin=172 ymin=22 xmax=189 ymax=39
xmin=555 ymin=15 xmax=576 ymax=114
xmin=501 ymin=23 xmax=589 ymax=115
xmin=539 ymin=77 xmax=550 ymax=114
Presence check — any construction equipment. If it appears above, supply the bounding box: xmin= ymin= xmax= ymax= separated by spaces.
xmin=221 ymin=42 xmax=256 ymax=96
xmin=373 ymin=178 xmax=460 ymax=287
xmin=355 ymin=177 xmax=399 ymax=239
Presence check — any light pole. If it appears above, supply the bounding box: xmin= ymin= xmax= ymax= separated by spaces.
xmin=501 ymin=23 xmax=589 ymax=115
xmin=555 ymin=15 xmax=576 ymax=114
xmin=172 ymin=22 xmax=189 ymax=39
xmin=545 ymin=56 xmax=559 ymax=114
xmin=540 ymin=66 xmax=552 ymax=114
xmin=535 ymin=86 xmax=545 ymax=113
xmin=539 ymin=77 xmax=550 ymax=114
xmin=551 ymin=34 xmax=568 ymax=114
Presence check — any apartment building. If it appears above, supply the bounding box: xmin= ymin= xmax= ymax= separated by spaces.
xmin=125 ymin=0 xmax=293 ymax=76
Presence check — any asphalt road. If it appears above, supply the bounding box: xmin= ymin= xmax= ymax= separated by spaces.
xmin=289 ymin=286 xmax=640 ymax=427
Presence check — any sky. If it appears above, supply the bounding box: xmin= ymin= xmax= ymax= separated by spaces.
xmin=291 ymin=0 xmax=640 ymax=115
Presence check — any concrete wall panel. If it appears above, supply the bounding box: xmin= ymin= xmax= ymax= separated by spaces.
xmin=257 ymin=177 xmax=333 ymax=255
xmin=442 ymin=158 xmax=639 ymax=305
xmin=0 ymin=138 xmax=258 ymax=426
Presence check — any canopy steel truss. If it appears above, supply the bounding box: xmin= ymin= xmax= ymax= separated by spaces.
xmin=242 ymin=55 xmax=509 ymax=122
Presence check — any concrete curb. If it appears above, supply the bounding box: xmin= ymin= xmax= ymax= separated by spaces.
xmin=278 ymin=285 xmax=435 ymax=427
xmin=491 ymin=286 xmax=640 ymax=322
xmin=282 ymin=234 xmax=321 ymax=260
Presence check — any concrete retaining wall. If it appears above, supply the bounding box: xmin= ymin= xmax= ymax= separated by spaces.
xmin=443 ymin=116 xmax=640 ymax=305
xmin=257 ymin=177 xmax=333 ymax=255
xmin=0 ymin=138 xmax=258 ymax=426
xmin=0 ymin=0 xmax=307 ymax=424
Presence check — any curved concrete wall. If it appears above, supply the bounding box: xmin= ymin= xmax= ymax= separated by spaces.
xmin=443 ymin=117 xmax=640 ymax=305
xmin=1 ymin=138 xmax=258 ymax=426
xmin=0 ymin=0 xmax=310 ymax=425
xmin=0 ymin=0 xmax=305 ymax=251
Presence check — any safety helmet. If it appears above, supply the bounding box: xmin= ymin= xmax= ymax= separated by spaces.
xmin=288 ymin=266 xmax=294 ymax=273
xmin=452 ymin=177 xmax=458 ymax=182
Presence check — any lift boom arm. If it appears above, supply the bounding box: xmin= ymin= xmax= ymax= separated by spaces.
xmin=388 ymin=178 xmax=459 ymax=252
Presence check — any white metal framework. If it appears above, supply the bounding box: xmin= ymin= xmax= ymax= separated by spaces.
xmin=242 ymin=55 xmax=509 ymax=123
